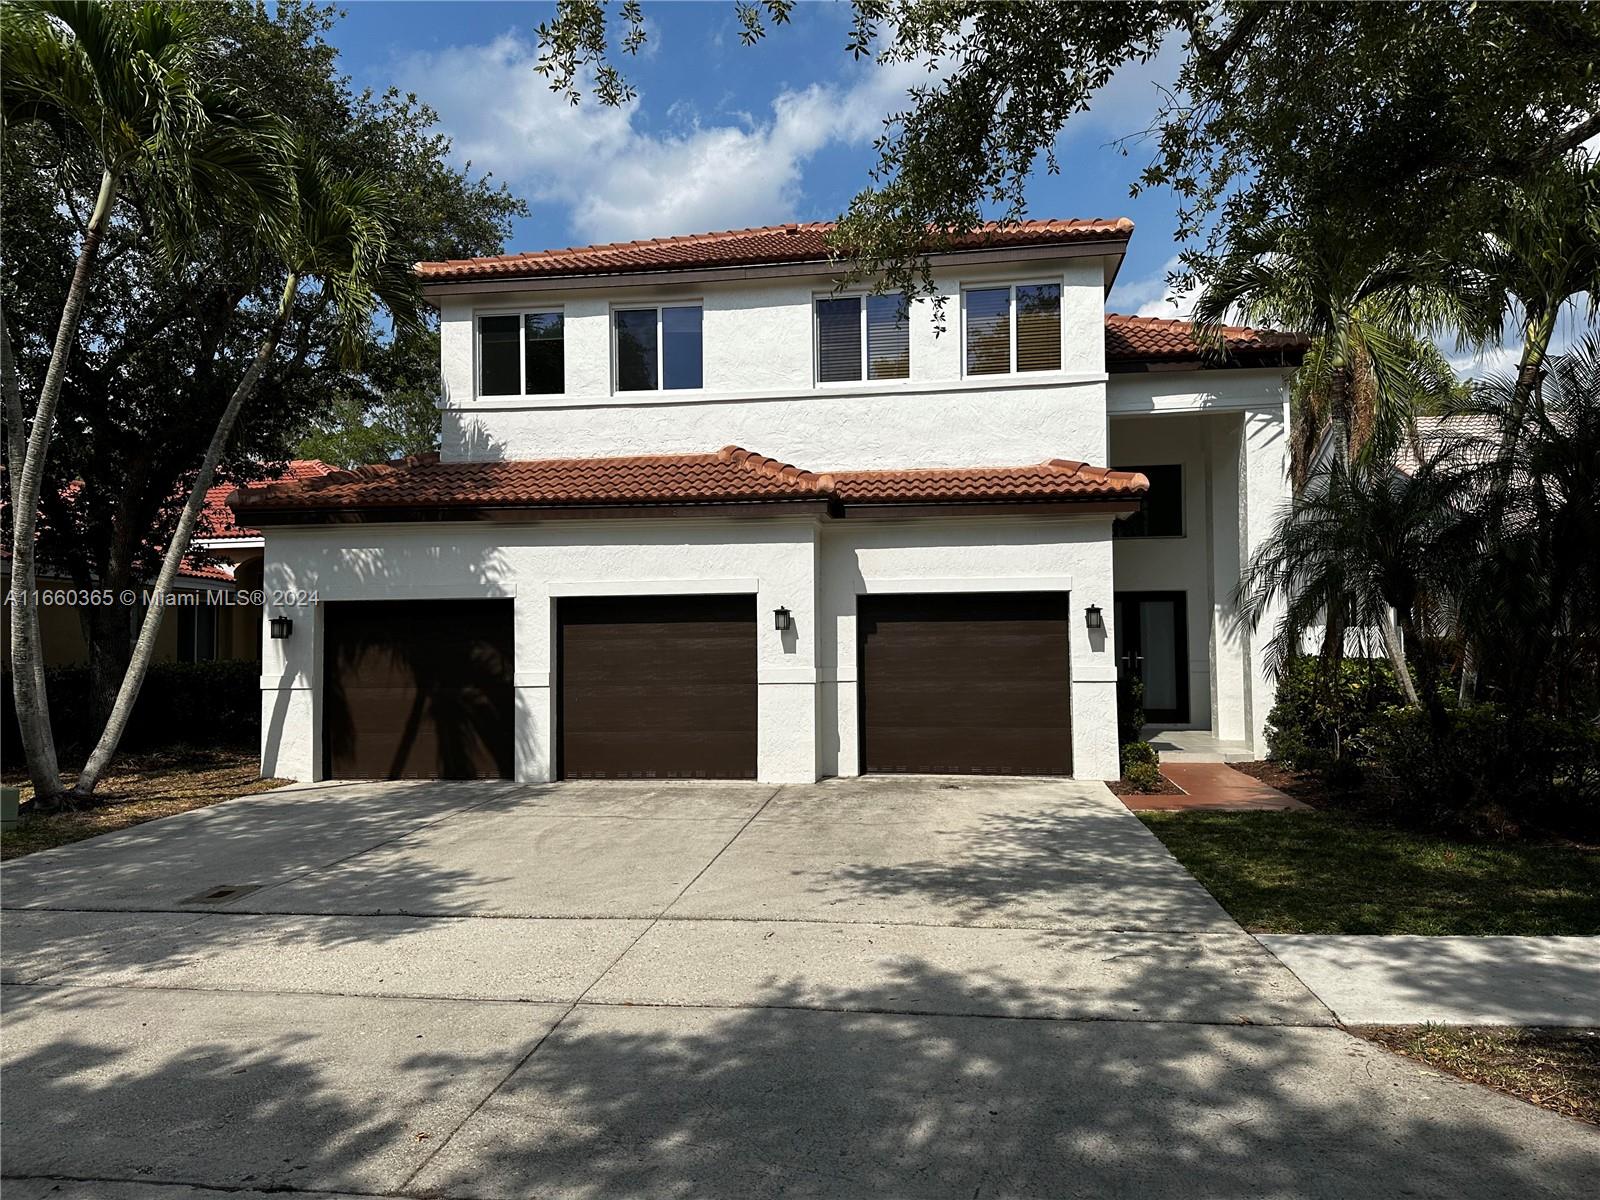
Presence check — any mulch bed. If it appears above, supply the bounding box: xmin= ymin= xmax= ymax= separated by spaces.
xmin=1352 ymin=1026 xmax=1600 ymax=1126
xmin=1106 ymin=775 xmax=1185 ymax=797
xmin=2 ymin=748 xmax=288 ymax=860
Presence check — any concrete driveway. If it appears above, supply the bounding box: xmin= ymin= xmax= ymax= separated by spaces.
xmin=2 ymin=776 xmax=1594 ymax=1198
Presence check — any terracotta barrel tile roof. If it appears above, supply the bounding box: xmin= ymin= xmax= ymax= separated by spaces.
xmin=229 ymin=447 xmax=1147 ymax=520
xmin=229 ymin=447 xmax=833 ymax=514
xmin=417 ymin=218 xmax=1134 ymax=282
xmin=1105 ymin=313 xmax=1308 ymax=366
xmin=833 ymin=460 xmax=1148 ymax=505
xmin=201 ymin=459 xmax=338 ymax=540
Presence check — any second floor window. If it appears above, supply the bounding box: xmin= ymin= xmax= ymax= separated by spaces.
xmin=615 ymin=305 xmax=703 ymax=391
xmin=963 ymin=283 xmax=1062 ymax=375
xmin=478 ymin=311 xmax=564 ymax=396
xmin=1113 ymin=464 xmax=1184 ymax=538
xmin=816 ymin=294 xmax=911 ymax=383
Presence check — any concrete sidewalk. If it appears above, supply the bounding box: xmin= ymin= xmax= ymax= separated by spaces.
xmin=1259 ymin=935 xmax=1600 ymax=1026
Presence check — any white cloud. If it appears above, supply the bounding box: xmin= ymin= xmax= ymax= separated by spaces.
xmin=1112 ymin=255 xmax=1206 ymax=319
xmin=394 ymin=33 xmax=923 ymax=244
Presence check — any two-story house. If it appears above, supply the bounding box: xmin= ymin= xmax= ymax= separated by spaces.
xmin=230 ymin=219 xmax=1304 ymax=784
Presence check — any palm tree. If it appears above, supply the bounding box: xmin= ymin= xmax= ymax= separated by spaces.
xmin=1449 ymin=338 xmax=1600 ymax=716
xmin=70 ymin=146 xmax=420 ymax=800
xmin=1236 ymin=453 xmax=1482 ymax=724
xmin=1192 ymin=222 xmax=1486 ymax=487
xmin=1472 ymin=155 xmax=1600 ymax=417
xmin=2 ymin=0 xmax=288 ymax=802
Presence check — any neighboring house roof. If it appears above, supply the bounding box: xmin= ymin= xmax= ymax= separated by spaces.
xmin=1104 ymin=313 xmax=1308 ymax=371
xmin=199 ymin=459 xmax=339 ymax=541
xmin=229 ymin=447 xmax=1148 ymax=522
xmin=416 ymin=219 xmax=1135 ymax=283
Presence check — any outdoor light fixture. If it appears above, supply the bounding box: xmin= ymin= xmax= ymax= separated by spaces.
xmin=773 ymin=607 xmax=793 ymax=632
xmin=1084 ymin=605 xmax=1104 ymax=631
xmin=269 ymin=616 xmax=294 ymax=640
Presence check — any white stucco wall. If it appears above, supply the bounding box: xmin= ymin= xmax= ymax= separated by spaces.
xmin=437 ymin=259 xmax=1111 ymax=470
xmin=259 ymin=511 xmax=1122 ymax=784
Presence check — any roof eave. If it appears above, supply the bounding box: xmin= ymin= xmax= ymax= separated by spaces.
xmin=417 ymin=236 xmax=1132 ymax=299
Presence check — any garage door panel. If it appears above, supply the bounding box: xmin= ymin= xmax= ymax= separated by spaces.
xmin=860 ymin=593 xmax=1072 ymax=776
xmin=323 ymin=600 xmax=514 ymax=780
xmin=559 ymin=595 xmax=757 ymax=780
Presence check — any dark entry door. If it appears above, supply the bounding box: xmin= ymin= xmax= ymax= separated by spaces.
xmin=1114 ymin=591 xmax=1189 ymax=724
xmin=858 ymin=592 xmax=1073 ymax=776
xmin=558 ymin=594 xmax=757 ymax=780
xmin=323 ymin=599 xmax=514 ymax=780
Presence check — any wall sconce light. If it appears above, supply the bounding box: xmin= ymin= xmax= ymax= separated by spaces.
xmin=1084 ymin=605 xmax=1103 ymax=631
xmin=269 ymin=616 xmax=294 ymax=639
xmin=773 ymin=607 xmax=793 ymax=632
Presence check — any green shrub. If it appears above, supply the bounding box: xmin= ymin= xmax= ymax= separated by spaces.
xmin=1120 ymin=740 xmax=1163 ymax=793
xmin=1265 ymin=657 xmax=1404 ymax=771
xmin=1362 ymin=702 xmax=1600 ymax=836
xmin=3 ymin=659 xmax=259 ymax=760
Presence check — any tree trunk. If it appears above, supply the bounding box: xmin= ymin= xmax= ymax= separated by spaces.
xmin=86 ymin=600 xmax=136 ymax=732
xmin=8 ymin=169 xmax=118 ymax=803
xmin=72 ymin=274 xmax=298 ymax=798
xmin=1378 ymin=608 xmax=1420 ymax=706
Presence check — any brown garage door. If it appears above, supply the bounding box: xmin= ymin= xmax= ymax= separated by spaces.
xmin=859 ymin=592 xmax=1072 ymax=775
xmin=323 ymin=599 xmax=514 ymax=780
xmin=559 ymin=595 xmax=756 ymax=780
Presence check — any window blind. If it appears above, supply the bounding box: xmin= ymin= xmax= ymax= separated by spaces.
xmin=817 ymin=297 xmax=861 ymax=382
xmin=1015 ymin=284 xmax=1061 ymax=372
xmin=964 ymin=288 xmax=1010 ymax=375
xmin=866 ymin=294 xmax=910 ymax=380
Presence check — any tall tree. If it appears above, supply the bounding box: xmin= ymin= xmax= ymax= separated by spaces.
xmin=1190 ymin=224 xmax=1479 ymax=485
xmin=535 ymin=3 xmax=1599 ymax=300
xmin=72 ymin=147 xmax=420 ymax=800
xmin=1 ymin=0 xmax=288 ymax=800
xmin=2 ymin=2 xmax=523 ymax=750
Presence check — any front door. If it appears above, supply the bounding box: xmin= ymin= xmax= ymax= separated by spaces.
xmin=1114 ymin=592 xmax=1189 ymax=724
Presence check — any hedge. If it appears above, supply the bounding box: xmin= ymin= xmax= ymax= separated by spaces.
xmin=2 ymin=659 xmax=259 ymax=762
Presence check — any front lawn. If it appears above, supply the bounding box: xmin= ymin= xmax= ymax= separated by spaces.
xmin=2 ymin=749 xmax=288 ymax=861
xmin=1138 ymin=807 xmax=1600 ymax=935
xmin=1353 ymin=1026 xmax=1600 ymax=1126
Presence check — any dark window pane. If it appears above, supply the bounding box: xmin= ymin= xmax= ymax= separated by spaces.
xmin=662 ymin=305 xmax=703 ymax=390
xmin=524 ymin=312 xmax=563 ymax=395
xmin=964 ymin=287 xmax=1010 ymax=375
xmin=1016 ymin=283 xmax=1061 ymax=372
xmin=615 ymin=309 xmax=658 ymax=391
xmin=1113 ymin=464 xmax=1184 ymax=538
xmin=816 ymin=297 xmax=861 ymax=382
xmin=479 ymin=314 xmax=520 ymax=395
xmin=866 ymin=294 xmax=910 ymax=380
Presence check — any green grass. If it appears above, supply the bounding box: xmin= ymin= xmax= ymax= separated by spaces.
xmin=1138 ymin=809 xmax=1600 ymax=935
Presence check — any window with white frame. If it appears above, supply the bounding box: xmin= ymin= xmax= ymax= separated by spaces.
xmin=815 ymin=293 xmax=911 ymax=383
xmin=477 ymin=310 xmax=564 ymax=397
xmin=962 ymin=282 xmax=1062 ymax=375
xmin=614 ymin=305 xmax=703 ymax=391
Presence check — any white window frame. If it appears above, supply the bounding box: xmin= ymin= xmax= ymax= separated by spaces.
xmin=610 ymin=301 xmax=705 ymax=394
xmin=475 ymin=306 xmax=566 ymax=399
xmin=812 ymin=291 xmax=911 ymax=387
xmin=959 ymin=279 xmax=1063 ymax=378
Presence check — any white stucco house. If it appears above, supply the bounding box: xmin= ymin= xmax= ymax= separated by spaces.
xmin=230 ymin=219 xmax=1305 ymax=784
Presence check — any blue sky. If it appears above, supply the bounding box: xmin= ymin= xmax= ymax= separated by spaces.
xmin=325 ymin=0 xmax=1193 ymax=317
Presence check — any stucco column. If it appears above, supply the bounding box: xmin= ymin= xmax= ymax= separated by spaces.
xmin=1071 ymin=528 xmax=1120 ymax=780
xmin=515 ymin=592 xmax=554 ymax=783
xmin=1238 ymin=402 xmax=1290 ymax=752
xmin=259 ymin=595 xmax=320 ymax=782
xmin=1207 ymin=413 xmax=1247 ymax=743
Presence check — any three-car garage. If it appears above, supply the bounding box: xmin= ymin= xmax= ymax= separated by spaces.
xmin=320 ymin=592 xmax=1073 ymax=783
